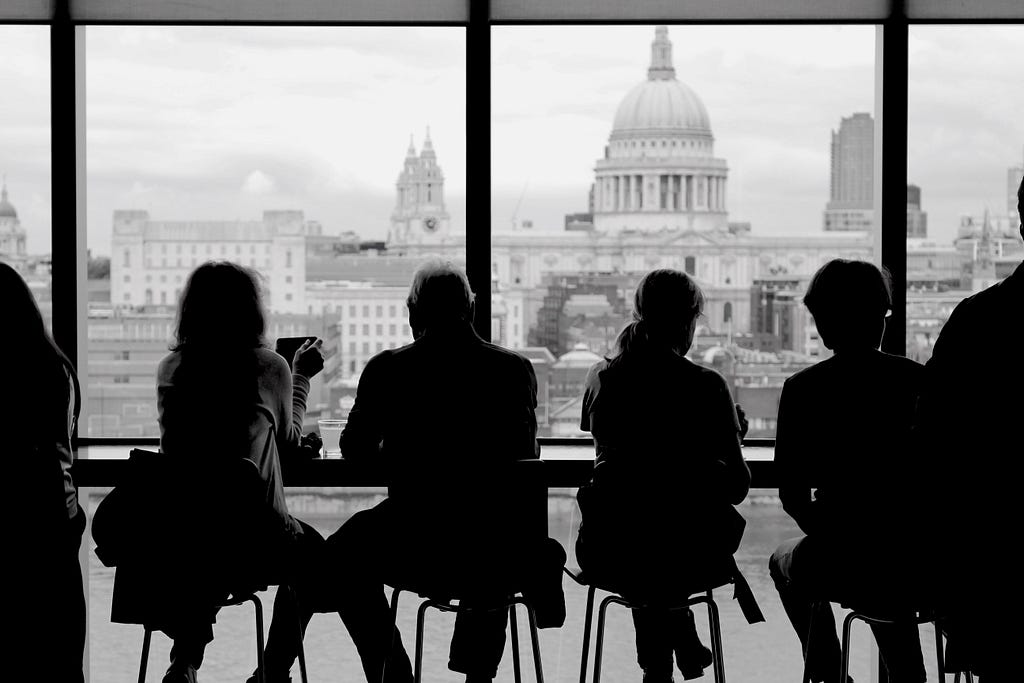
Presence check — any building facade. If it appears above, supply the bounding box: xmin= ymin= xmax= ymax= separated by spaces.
xmin=906 ymin=183 xmax=928 ymax=238
xmin=0 ymin=180 xmax=27 ymax=262
xmin=110 ymin=209 xmax=320 ymax=314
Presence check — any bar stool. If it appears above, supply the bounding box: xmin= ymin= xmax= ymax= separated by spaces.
xmin=136 ymin=586 xmax=308 ymax=683
xmin=800 ymin=602 xmax=951 ymax=683
xmin=381 ymin=584 xmax=546 ymax=683
xmin=564 ymin=568 xmax=728 ymax=683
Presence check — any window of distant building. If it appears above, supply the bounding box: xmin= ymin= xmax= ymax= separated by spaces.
xmin=724 ymin=302 xmax=733 ymax=324
xmin=376 ymin=324 xmax=383 ymax=335
xmin=286 ymin=250 xmax=292 ymax=268
xmin=362 ymin=324 xmax=369 ymax=335
xmin=684 ymin=256 xmax=696 ymax=275
xmin=349 ymin=324 xmax=356 ymax=335
xmin=362 ymin=305 xmax=369 ymax=317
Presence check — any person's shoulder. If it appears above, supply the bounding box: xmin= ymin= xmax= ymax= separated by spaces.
xmin=254 ymin=346 xmax=290 ymax=378
xmin=877 ymin=351 xmax=924 ymax=374
xmin=156 ymin=349 xmax=182 ymax=380
xmin=477 ymin=339 xmax=535 ymax=371
xmin=682 ymin=356 xmax=732 ymax=392
xmin=783 ymin=356 xmax=834 ymax=389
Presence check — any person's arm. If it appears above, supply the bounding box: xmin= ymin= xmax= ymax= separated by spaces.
xmin=522 ymin=356 xmax=540 ymax=459
xmin=710 ymin=373 xmax=750 ymax=505
xmin=340 ymin=353 xmax=388 ymax=461
xmin=274 ymin=339 xmax=324 ymax=452
xmin=775 ymin=380 xmax=816 ymax=535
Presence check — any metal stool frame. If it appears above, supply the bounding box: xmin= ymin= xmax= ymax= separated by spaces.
xmin=381 ymin=586 xmax=545 ymax=683
xmin=566 ymin=569 xmax=727 ymax=683
xmin=137 ymin=587 xmax=308 ymax=683
xmin=835 ymin=608 xmax=945 ymax=683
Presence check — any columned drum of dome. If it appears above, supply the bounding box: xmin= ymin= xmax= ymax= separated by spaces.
xmin=593 ymin=26 xmax=729 ymax=234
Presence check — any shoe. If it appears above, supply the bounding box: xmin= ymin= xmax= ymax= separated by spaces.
xmin=641 ymin=670 xmax=675 ymax=683
xmin=162 ymin=661 xmax=197 ymax=683
xmin=245 ymin=671 xmax=291 ymax=683
xmin=674 ymin=641 xmax=713 ymax=680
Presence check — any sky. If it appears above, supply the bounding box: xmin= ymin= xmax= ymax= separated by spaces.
xmin=1 ymin=23 xmax=1021 ymax=257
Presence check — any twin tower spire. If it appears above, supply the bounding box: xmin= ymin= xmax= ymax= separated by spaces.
xmin=406 ymin=127 xmax=435 ymax=160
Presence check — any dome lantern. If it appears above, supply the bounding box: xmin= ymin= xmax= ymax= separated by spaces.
xmin=0 ymin=177 xmax=18 ymax=220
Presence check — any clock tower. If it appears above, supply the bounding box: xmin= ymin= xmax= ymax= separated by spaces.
xmin=389 ymin=128 xmax=451 ymax=247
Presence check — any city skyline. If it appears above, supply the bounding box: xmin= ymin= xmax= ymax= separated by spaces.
xmin=1 ymin=24 xmax=1022 ymax=256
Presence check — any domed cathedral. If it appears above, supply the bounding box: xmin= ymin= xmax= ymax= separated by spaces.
xmin=593 ymin=26 xmax=729 ymax=233
xmin=0 ymin=178 xmax=28 ymax=262
xmin=389 ymin=128 xmax=451 ymax=248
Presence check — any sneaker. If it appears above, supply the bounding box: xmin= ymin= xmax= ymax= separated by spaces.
xmin=162 ymin=662 xmax=197 ymax=683
xmin=245 ymin=672 xmax=291 ymax=683
xmin=674 ymin=641 xmax=713 ymax=680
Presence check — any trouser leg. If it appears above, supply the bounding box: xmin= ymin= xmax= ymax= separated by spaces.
xmin=632 ymin=608 xmax=674 ymax=675
xmin=263 ymin=519 xmax=327 ymax=677
xmin=870 ymin=622 xmax=926 ymax=683
xmin=166 ymin=621 xmax=214 ymax=671
xmin=769 ymin=537 xmax=842 ymax=683
xmin=57 ymin=507 xmax=88 ymax=683
xmin=327 ymin=504 xmax=413 ymax=683
xmin=449 ymin=606 xmax=508 ymax=678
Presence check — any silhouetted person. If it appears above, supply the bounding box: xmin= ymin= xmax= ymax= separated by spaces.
xmin=3 ymin=262 xmax=85 ymax=683
xmin=576 ymin=269 xmax=762 ymax=683
xmin=914 ymin=177 xmax=1024 ymax=682
xmin=107 ymin=262 xmax=325 ymax=683
xmin=257 ymin=261 xmax=565 ymax=683
xmin=769 ymin=259 xmax=926 ymax=683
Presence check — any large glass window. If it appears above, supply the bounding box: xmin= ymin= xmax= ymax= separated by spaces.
xmin=906 ymin=25 xmax=1024 ymax=363
xmin=0 ymin=26 xmax=51 ymax=320
xmin=82 ymin=26 xmax=466 ymax=437
xmin=491 ymin=25 xmax=877 ymax=437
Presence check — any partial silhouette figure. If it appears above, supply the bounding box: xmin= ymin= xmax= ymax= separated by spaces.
xmin=98 ymin=262 xmax=325 ymax=683
xmin=257 ymin=261 xmax=565 ymax=683
xmin=914 ymin=177 xmax=1024 ymax=682
xmin=576 ymin=269 xmax=762 ymax=683
xmin=768 ymin=259 xmax=927 ymax=683
xmin=3 ymin=262 xmax=85 ymax=683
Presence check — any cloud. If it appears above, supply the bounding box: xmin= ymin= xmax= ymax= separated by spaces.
xmin=241 ymin=170 xmax=276 ymax=195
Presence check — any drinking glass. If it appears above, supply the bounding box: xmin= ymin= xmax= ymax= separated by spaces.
xmin=318 ymin=419 xmax=346 ymax=459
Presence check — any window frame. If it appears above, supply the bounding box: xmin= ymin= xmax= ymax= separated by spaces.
xmin=3 ymin=0 xmax=1018 ymax=446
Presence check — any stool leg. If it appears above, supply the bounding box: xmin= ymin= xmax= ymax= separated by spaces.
xmin=380 ymin=588 xmax=402 ymax=683
xmin=510 ymin=604 xmax=523 ymax=683
xmin=249 ymin=595 xmax=266 ymax=683
xmin=705 ymin=591 xmax=726 ymax=683
xmin=801 ymin=602 xmax=818 ymax=683
xmin=525 ymin=603 xmax=546 ymax=683
xmin=579 ymin=587 xmax=596 ymax=683
xmin=289 ymin=586 xmax=308 ymax=683
xmin=840 ymin=612 xmax=858 ymax=683
xmin=592 ymin=596 xmax=616 ymax=683
xmin=138 ymin=629 xmax=152 ymax=683
xmin=934 ymin=620 xmax=945 ymax=682
xmin=413 ymin=600 xmax=432 ymax=683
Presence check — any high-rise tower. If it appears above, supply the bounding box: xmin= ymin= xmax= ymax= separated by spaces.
xmin=824 ymin=112 xmax=874 ymax=232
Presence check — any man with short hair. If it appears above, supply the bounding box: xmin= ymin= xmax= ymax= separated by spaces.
xmin=258 ymin=261 xmax=565 ymax=683
xmin=914 ymin=176 xmax=1024 ymax=682
xmin=769 ymin=259 xmax=927 ymax=683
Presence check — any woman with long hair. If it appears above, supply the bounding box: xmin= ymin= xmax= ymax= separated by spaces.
xmin=148 ymin=261 xmax=324 ymax=683
xmin=2 ymin=262 xmax=85 ymax=682
xmin=576 ymin=269 xmax=757 ymax=683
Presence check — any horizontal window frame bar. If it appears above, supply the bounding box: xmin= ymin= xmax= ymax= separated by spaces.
xmin=70 ymin=456 xmax=779 ymax=488
xmin=74 ymin=436 xmax=777 ymax=448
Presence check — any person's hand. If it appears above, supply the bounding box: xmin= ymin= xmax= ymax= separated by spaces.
xmin=735 ymin=403 xmax=749 ymax=439
xmin=293 ymin=338 xmax=324 ymax=378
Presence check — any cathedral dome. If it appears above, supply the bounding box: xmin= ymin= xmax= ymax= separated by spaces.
xmin=611 ymin=26 xmax=712 ymax=137
xmin=613 ymin=79 xmax=711 ymax=135
xmin=0 ymin=182 xmax=17 ymax=219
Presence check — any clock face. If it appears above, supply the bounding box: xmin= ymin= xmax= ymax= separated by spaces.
xmin=424 ymin=216 xmax=438 ymax=233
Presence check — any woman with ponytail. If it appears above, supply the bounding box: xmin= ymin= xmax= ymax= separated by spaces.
xmin=576 ymin=269 xmax=757 ymax=683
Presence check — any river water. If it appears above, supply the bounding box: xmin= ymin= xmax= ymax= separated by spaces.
xmin=85 ymin=489 xmax=940 ymax=683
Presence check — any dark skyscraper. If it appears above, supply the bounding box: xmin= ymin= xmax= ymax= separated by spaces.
xmin=906 ymin=184 xmax=928 ymax=238
xmin=824 ymin=112 xmax=874 ymax=232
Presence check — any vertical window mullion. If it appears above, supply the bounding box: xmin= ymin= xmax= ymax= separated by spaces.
xmin=466 ymin=0 xmax=491 ymax=340
xmin=50 ymin=0 xmax=86 ymax=379
xmin=880 ymin=3 xmax=909 ymax=355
